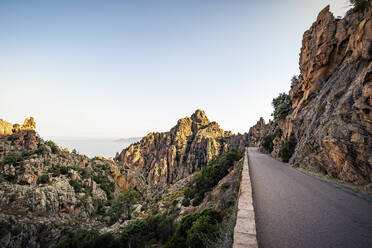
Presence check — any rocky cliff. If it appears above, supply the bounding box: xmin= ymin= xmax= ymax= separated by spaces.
xmin=255 ymin=2 xmax=372 ymax=186
xmin=115 ymin=109 xmax=248 ymax=185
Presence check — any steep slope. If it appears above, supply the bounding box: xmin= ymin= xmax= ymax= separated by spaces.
xmin=0 ymin=118 xmax=147 ymax=247
xmin=254 ymin=2 xmax=372 ymax=186
xmin=115 ymin=109 xmax=248 ymax=185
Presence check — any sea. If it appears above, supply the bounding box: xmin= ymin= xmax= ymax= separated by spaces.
xmin=47 ymin=137 xmax=141 ymax=159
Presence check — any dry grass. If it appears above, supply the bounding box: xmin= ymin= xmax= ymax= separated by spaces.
xmin=293 ymin=166 xmax=372 ymax=197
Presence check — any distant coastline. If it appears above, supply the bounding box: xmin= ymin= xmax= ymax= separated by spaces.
xmin=47 ymin=137 xmax=142 ymax=158
xmin=114 ymin=137 xmax=142 ymax=143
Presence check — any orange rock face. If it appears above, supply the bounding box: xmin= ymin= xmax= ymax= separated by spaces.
xmin=115 ymin=110 xmax=244 ymax=185
xmin=287 ymin=4 xmax=372 ymax=184
xmin=253 ymin=3 xmax=372 ymax=185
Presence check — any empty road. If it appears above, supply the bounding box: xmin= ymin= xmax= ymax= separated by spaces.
xmin=248 ymin=147 xmax=372 ymax=248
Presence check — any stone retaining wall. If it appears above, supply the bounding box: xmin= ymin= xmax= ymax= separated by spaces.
xmin=233 ymin=148 xmax=258 ymax=248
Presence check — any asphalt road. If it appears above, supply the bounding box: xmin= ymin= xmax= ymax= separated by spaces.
xmin=248 ymin=147 xmax=372 ymax=248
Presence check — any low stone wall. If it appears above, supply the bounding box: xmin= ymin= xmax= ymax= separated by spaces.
xmin=233 ymin=148 xmax=258 ymax=248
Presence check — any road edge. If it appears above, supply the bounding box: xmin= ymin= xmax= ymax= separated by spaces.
xmin=232 ymin=148 xmax=258 ymax=248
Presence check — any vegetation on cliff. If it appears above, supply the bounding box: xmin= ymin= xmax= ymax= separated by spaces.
xmin=271 ymin=93 xmax=291 ymax=120
xmin=184 ymin=149 xmax=242 ymax=206
xmin=54 ymin=150 xmax=243 ymax=248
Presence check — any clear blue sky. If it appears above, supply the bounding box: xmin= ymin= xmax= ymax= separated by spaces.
xmin=0 ymin=0 xmax=350 ymax=139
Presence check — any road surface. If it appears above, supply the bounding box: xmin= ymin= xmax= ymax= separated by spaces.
xmin=248 ymin=147 xmax=372 ymax=248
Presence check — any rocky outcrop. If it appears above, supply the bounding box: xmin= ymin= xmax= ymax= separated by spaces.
xmin=0 ymin=117 xmax=37 ymax=136
xmin=0 ymin=118 xmax=149 ymax=247
xmin=0 ymin=119 xmax=13 ymax=136
xmin=22 ymin=117 xmax=36 ymax=130
xmin=115 ymin=110 xmax=245 ymax=185
xmin=289 ymin=3 xmax=372 ymax=184
xmin=255 ymin=2 xmax=372 ymax=185
xmin=247 ymin=117 xmax=271 ymax=147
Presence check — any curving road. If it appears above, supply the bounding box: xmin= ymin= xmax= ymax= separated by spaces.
xmin=248 ymin=147 xmax=372 ymax=248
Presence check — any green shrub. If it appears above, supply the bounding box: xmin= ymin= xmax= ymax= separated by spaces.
xmin=54 ymin=230 xmax=119 ymax=248
xmin=49 ymin=165 xmax=70 ymax=177
xmin=20 ymin=148 xmax=33 ymax=158
xmin=37 ymin=174 xmax=49 ymax=184
xmin=12 ymin=123 xmax=20 ymax=129
xmin=55 ymin=209 xmax=223 ymax=248
xmin=290 ymin=75 xmax=299 ymax=87
xmin=120 ymin=213 xmax=177 ymax=247
xmin=192 ymin=195 xmax=203 ymax=206
xmin=69 ymin=179 xmax=82 ymax=193
xmin=3 ymin=152 xmax=22 ymax=165
xmin=60 ymin=166 xmax=69 ymax=175
xmin=186 ymin=149 xmax=242 ymax=206
xmin=181 ymin=198 xmax=190 ymax=207
xmin=172 ymin=199 xmax=178 ymax=206
xmin=81 ymin=167 xmax=93 ymax=179
xmin=92 ymin=174 xmax=115 ymax=200
xmin=186 ymin=214 xmax=219 ymax=247
xmin=279 ymin=137 xmax=297 ymax=162
xmin=109 ymin=190 xmax=140 ymax=224
xmin=349 ymin=0 xmax=368 ymax=12
xmin=165 ymin=209 xmax=222 ymax=248
xmin=272 ymin=93 xmax=291 ymax=120
xmin=45 ymin=140 xmax=59 ymax=154
xmin=262 ymin=134 xmax=275 ymax=153
xmin=36 ymin=144 xmax=49 ymax=155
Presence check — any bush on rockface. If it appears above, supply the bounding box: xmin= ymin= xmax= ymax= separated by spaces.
xmin=49 ymin=165 xmax=69 ymax=177
xmin=56 ymin=213 xmax=177 ymax=248
xmin=45 ymin=140 xmax=59 ymax=154
xmin=92 ymin=173 xmax=115 ymax=201
xmin=181 ymin=198 xmax=190 ymax=207
xmin=349 ymin=0 xmax=368 ymax=12
xmin=279 ymin=137 xmax=297 ymax=162
xmin=184 ymin=149 xmax=242 ymax=206
xmin=2 ymin=152 xmax=22 ymax=165
xmin=262 ymin=134 xmax=275 ymax=153
xmin=55 ymin=230 xmax=119 ymax=248
xmin=37 ymin=174 xmax=50 ymax=184
xmin=290 ymin=75 xmax=299 ymax=87
xmin=69 ymin=179 xmax=82 ymax=193
xmin=109 ymin=190 xmax=140 ymax=224
xmin=262 ymin=124 xmax=283 ymax=153
xmin=120 ymin=213 xmax=177 ymax=247
xmin=165 ymin=209 xmax=222 ymax=248
xmin=36 ymin=144 xmax=49 ymax=155
xmin=272 ymin=93 xmax=291 ymax=120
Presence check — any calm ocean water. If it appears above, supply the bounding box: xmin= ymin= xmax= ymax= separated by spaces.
xmin=48 ymin=138 xmax=141 ymax=158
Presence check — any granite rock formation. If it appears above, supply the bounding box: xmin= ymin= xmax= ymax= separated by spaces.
xmin=0 ymin=119 xmax=13 ymax=136
xmin=115 ymin=110 xmax=244 ymax=185
xmin=255 ymin=3 xmax=372 ymax=185
xmin=0 ymin=118 xmax=147 ymax=247
xmin=112 ymin=109 xmax=254 ymax=194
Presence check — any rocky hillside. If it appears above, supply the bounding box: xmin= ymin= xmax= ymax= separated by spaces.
xmin=0 ymin=116 xmax=245 ymax=247
xmin=115 ymin=109 xmax=249 ymax=185
xmin=254 ymin=2 xmax=372 ymax=187
xmin=0 ymin=118 xmax=149 ymax=247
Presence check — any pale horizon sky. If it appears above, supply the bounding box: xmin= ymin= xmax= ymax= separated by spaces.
xmin=0 ymin=0 xmax=351 ymax=139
